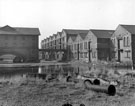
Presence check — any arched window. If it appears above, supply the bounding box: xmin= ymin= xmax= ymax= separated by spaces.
xmin=123 ymin=37 xmax=126 ymax=46
xmin=127 ymin=36 xmax=129 ymax=46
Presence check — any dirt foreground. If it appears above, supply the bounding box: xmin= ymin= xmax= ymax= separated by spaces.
xmin=0 ymin=74 xmax=135 ymax=106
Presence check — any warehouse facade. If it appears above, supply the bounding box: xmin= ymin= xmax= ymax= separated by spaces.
xmin=0 ymin=25 xmax=40 ymax=63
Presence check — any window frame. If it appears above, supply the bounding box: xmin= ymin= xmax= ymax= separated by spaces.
xmin=92 ymin=51 xmax=96 ymax=58
xmin=123 ymin=36 xmax=130 ymax=47
xmin=125 ymin=51 xmax=130 ymax=58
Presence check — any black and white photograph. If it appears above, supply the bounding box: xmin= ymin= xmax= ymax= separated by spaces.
xmin=0 ymin=0 xmax=135 ymax=106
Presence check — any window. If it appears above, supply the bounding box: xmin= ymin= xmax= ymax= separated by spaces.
xmin=74 ymin=44 xmax=76 ymax=50
xmin=92 ymin=52 xmax=96 ymax=58
xmin=80 ymin=53 xmax=82 ymax=58
xmin=75 ymin=44 xmax=77 ymax=50
xmin=84 ymin=42 xmax=87 ymax=49
xmin=81 ymin=43 xmax=83 ymax=49
xmin=127 ymin=37 xmax=130 ymax=46
xmin=124 ymin=37 xmax=126 ymax=46
xmin=59 ymin=38 xmax=61 ymax=44
xmin=71 ymin=45 xmax=73 ymax=51
xmin=45 ymin=44 xmax=47 ymax=49
xmin=63 ymin=37 xmax=65 ymax=42
xmin=82 ymin=53 xmax=84 ymax=58
xmin=125 ymin=51 xmax=130 ymax=58
xmin=75 ymin=52 xmax=77 ymax=58
xmin=80 ymin=43 xmax=83 ymax=50
xmin=55 ymin=40 xmax=56 ymax=45
xmin=84 ymin=52 xmax=88 ymax=58
xmin=124 ymin=36 xmax=130 ymax=47
xmin=79 ymin=52 xmax=83 ymax=58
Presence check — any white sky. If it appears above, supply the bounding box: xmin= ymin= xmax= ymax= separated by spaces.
xmin=1 ymin=0 xmax=135 ymax=48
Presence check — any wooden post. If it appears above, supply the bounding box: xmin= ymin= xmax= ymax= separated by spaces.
xmin=88 ymin=41 xmax=91 ymax=62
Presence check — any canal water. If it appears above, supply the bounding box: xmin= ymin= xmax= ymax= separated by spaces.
xmin=0 ymin=64 xmax=80 ymax=82
xmin=0 ymin=64 xmax=133 ymax=83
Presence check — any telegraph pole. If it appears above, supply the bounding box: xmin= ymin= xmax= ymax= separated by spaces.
xmin=88 ymin=40 xmax=91 ymax=62
xmin=77 ymin=43 xmax=79 ymax=60
xmin=60 ymin=38 xmax=61 ymax=50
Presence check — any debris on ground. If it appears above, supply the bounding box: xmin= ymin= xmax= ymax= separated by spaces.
xmin=0 ymin=61 xmax=135 ymax=106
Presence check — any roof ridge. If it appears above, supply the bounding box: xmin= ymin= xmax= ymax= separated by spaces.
xmin=63 ymin=29 xmax=89 ymax=30
xmin=120 ymin=24 xmax=135 ymax=34
xmin=90 ymin=30 xmax=114 ymax=38
xmin=0 ymin=25 xmax=40 ymax=35
xmin=120 ymin=24 xmax=135 ymax=26
xmin=70 ymin=36 xmax=76 ymax=41
xmin=90 ymin=29 xmax=114 ymax=31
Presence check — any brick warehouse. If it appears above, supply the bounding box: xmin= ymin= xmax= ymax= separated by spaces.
xmin=41 ymin=24 xmax=135 ymax=68
xmin=0 ymin=25 xmax=40 ymax=63
xmin=111 ymin=24 xmax=135 ymax=66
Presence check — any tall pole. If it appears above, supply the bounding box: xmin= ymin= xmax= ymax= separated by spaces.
xmin=55 ymin=40 xmax=56 ymax=49
xmin=88 ymin=40 xmax=91 ymax=62
xmin=131 ymin=35 xmax=134 ymax=70
xmin=117 ymin=39 xmax=121 ymax=62
xmin=77 ymin=43 xmax=79 ymax=60
xmin=60 ymin=38 xmax=61 ymax=50
xmin=67 ymin=44 xmax=69 ymax=60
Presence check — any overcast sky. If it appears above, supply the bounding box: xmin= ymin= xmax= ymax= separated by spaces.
xmin=1 ymin=0 xmax=135 ymax=48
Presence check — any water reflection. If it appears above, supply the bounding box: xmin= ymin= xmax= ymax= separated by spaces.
xmin=0 ymin=64 xmax=133 ymax=82
xmin=0 ymin=67 xmax=38 ymax=82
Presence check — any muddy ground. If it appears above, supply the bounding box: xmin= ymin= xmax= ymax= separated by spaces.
xmin=0 ymin=73 xmax=135 ymax=106
xmin=0 ymin=61 xmax=135 ymax=106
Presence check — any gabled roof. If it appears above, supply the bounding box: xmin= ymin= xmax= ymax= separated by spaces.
xmin=90 ymin=29 xmax=114 ymax=38
xmin=46 ymin=37 xmax=49 ymax=41
xmin=70 ymin=35 xmax=77 ymax=41
xmin=50 ymin=35 xmax=53 ymax=40
xmin=63 ymin=29 xmax=89 ymax=35
xmin=0 ymin=25 xmax=40 ymax=35
xmin=78 ymin=33 xmax=88 ymax=40
xmin=53 ymin=34 xmax=57 ymax=38
xmin=44 ymin=39 xmax=47 ymax=42
xmin=57 ymin=32 xmax=62 ymax=36
xmin=120 ymin=24 xmax=135 ymax=34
